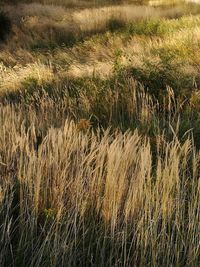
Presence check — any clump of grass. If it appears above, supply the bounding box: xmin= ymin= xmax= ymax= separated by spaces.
xmin=127 ymin=19 xmax=164 ymax=36
xmin=0 ymin=101 xmax=200 ymax=266
xmin=128 ymin=55 xmax=193 ymax=98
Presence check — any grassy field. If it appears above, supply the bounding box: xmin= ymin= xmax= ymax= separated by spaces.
xmin=0 ymin=1 xmax=200 ymax=266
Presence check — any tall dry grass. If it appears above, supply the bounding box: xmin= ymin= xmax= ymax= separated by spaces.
xmin=0 ymin=2 xmax=200 ymax=266
xmin=0 ymin=80 xmax=200 ymax=266
xmin=2 ymin=2 xmax=198 ymax=50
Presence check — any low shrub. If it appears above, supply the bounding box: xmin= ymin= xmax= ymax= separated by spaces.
xmin=127 ymin=19 xmax=163 ymax=36
xmin=107 ymin=17 xmax=126 ymax=32
xmin=0 ymin=11 xmax=11 ymax=42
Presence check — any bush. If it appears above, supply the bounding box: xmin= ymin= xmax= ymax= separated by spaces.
xmin=127 ymin=19 xmax=164 ymax=36
xmin=107 ymin=17 xmax=126 ymax=32
xmin=0 ymin=11 xmax=11 ymax=42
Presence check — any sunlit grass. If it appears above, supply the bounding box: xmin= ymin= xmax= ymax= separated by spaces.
xmin=0 ymin=96 xmax=200 ymax=266
xmin=0 ymin=1 xmax=200 ymax=266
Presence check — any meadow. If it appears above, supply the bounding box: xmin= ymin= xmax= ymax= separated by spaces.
xmin=0 ymin=0 xmax=200 ymax=266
